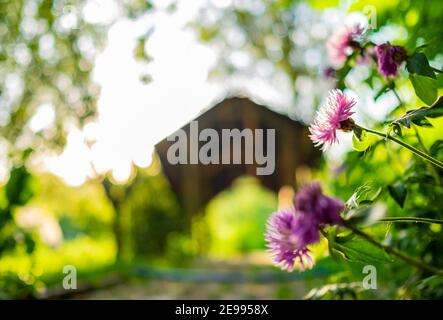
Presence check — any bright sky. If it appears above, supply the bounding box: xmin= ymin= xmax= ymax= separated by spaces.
xmin=46 ymin=0 xmax=221 ymax=186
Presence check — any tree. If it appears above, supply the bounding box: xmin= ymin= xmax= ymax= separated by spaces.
xmin=0 ymin=0 xmax=154 ymax=262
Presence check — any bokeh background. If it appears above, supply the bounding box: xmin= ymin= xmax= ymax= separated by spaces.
xmin=1 ymin=0 xmax=442 ymax=299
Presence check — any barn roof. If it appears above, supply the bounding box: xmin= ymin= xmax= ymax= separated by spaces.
xmin=155 ymin=97 xmax=320 ymax=214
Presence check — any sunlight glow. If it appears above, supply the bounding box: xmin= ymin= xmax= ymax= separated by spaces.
xmin=48 ymin=1 xmax=220 ymax=185
xmin=29 ymin=103 xmax=55 ymax=132
xmin=46 ymin=128 xmax=93 ymax=186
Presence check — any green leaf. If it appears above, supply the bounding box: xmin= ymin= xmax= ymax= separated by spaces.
xmin=198 ymin=26 xmax=219 ymax=42
xmin=345 ymin=204 xmax=386 ymax=226
xmin=393 ymin=96 xmax=443 ymax=128
xmin=389 ymin=122 xmax=403 ymax=137
xmin=0 ymin=208 xmax=12 ymax=229
xmin=413 ymin=44 xmax=429 ymax=52
xmin=305 ymin=283 xmax=360 ymax=300
xmin=436 ymin=73 xmax=443 ymax=88
xmin=329 ymin=236 xmax=393 ymax=264
xmin=345 ymin=185 xmax=383 ymax=210
xmin=430 ymin=140 xmax=443 ymax=157
xmin=134 ymin=38 xmax=152 ymax=62
xmin=324 ymin=227 xmax=342 ymax=261
xmin=5 ymin=166 xmax=33 ymax=207
xmin=406 ymin=52 xmax=436 ymax=79
xmin=374 ymin=83 xmax=390 ymax=101
xmin=352 ymin=130 xmax=371 ymax=152
xmin=410 ymin=275 xmax=443 ymax=299
xmin=336 ymin=64 xmax=352 ymax=90
xmin=24 ymin=232 xmax=36 ymax=254
xmin=410 ymin=74 xmax=438 ymax=106
xmin=388 ymin=181 xmax=407 ymax=207
xmin=334 ymin=232 xmax=356 ymax=244
xmin=308 ymin=0 xmax=339 ymax=10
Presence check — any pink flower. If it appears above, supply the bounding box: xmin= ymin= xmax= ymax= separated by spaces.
xmin=265 ymin=182 xmax=345 ymax=272
xmin=327 ymin=25 xmax=364 ymax=66
xmin=265 ymin=209 xmax=315 ymax=272
xmin=309 ymin=89 xmax=356 ymax=150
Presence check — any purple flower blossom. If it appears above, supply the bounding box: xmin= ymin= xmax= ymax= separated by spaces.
xmin=291 ymin=214 xmax=321 ymax=246
xmin=375 ymin=43 xmax=407 ymax=77
xmin=323 ymin=67 xmax=336 ymax=79
xmin=327 ymin=25 xmax=364 ymax=66
xmin=294 ymin=182 xmax=344 ymax=226
xmin=265 ymin=183 xmax=344 ymax=272
xmin=309 ymin=89 xmax=356 ymax=150
xmin=265 ymin=209 xmax=315 ymax=271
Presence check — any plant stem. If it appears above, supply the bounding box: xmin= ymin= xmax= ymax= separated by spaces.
xmin=411 ymin=125 xmax=441 ymax=184
xmin=391 ymin=87 xmax=403 ymax=106
xmin=431 ymin=66 xmax=443 ymax=74
xmin=360 ymin=126 xmax=443 ymax=170
xmin=344 ymin=222 xmax=443 ymax=276
xmin=378 ymin=217 xmax=443 ymax=225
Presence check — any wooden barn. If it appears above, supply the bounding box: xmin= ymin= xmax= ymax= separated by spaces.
xmin=155 ymin=97 xmax=320 ymax=215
